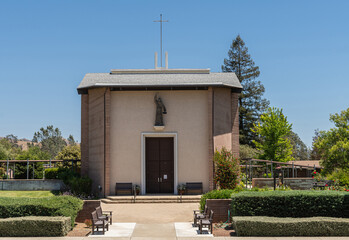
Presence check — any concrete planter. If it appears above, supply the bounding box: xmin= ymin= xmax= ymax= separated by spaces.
xmin=252 ymin=178 xmax=314 ymax=190
xmin=0 ymin=179 xmax=64 ymax=191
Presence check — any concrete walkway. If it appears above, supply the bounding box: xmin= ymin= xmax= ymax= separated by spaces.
xmin=88 ymin=222 xmax=213 ymax=238
xmin=100 ymin=202 xmax=199 ymax=223
xmin=1 ymin=236 xmax=349 ymax=239
xmin=1 ymin=203 xmax=349 ymax=239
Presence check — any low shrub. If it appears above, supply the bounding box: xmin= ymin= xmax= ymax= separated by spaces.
xmin=44 ymin=167 xmax=59 ymax=179
xmin=232 ymin=190 xmax=349 ymax=218
xmin=233 ymin=216 xmax=349 ymax=236
xmin=67 ymin=176 xmax=92 ymax=196
xmin=200 ymin=189 xmax=236 ymax=211
xmin=0 ymin=216 xmax=71 ymax=237
xmin=0 ymin=167 xmax=5 ymax=179
xmin=327 ymin=168 xmax=349 ymax=187
xmin=0 ymin=195 xmax=83 ymax=228
xmin=44 ymin=167 xmax=92 ymax=196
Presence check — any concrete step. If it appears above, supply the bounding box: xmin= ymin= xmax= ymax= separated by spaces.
xmin=107 ymin=196 xmax=201 ymax=201
xmin=101 ymin=199 xmax=200 ymax=204
xmin=101 ymin=195 xmax=201 ymax=204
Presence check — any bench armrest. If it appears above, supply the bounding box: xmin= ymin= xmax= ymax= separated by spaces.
xmin=103 ymin=211 xmax=113 ymax=215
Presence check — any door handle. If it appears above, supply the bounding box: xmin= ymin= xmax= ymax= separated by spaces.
xmin=160 ymin=177 xmax=162 ymax=182
xmin=158 ymin=177 xmax=160 ymax=182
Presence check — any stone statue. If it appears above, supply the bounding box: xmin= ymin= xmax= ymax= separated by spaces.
xmin=154 ymin=94 xmax=167 ymax=126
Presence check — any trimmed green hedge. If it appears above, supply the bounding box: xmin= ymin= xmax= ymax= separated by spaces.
xmin=233 ymin=216 xmax=349 ymax=236
xmin=0 ymin=195 xmax=83 ymax=227
xmin=44 ymin=167 xmax=59 ymax=179
xmin=0 ymin=216 xmax=71 ymax=237
xmin=231 ymin=190 xmax=349 ymax=218
xmin=200 ymin=189 xmax=235 ymax=210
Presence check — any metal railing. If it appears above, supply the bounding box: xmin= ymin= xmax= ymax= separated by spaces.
xmin=0 ymin=159 xmax=80 ymax=180
xmin=241 ymin=158 xmax=322 ymax=189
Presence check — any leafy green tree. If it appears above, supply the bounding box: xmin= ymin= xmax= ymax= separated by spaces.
xmin=56 ymin=145 xmax=81 ymax=169
xmin=56 ymin=145 xmax=81 ymax=160
xmin=67 ymin=135 xmax=76 ymax=146
xmin=5 ymin=134 xmax=18 ymax=145
xmin=222 ymin=35 xmax=269 ymax=146
xmin=239 ymin=144 xmax=261 ymax=160
xmin=32 ymin=125 xmax=67 ymax=159
xmin=252 ymin=107 xmax=294 ymax=162
xmin=15 ymin=145 xmax=50 ymax=179
xmin=0 ymin=138 xmax=22 ymax=159
xmin=314 ymin=108 xmax=349 ymax=173
xmin=287 ymin=131 xmax=310 ymax=160
xmin=310 ymin=129 xmax=324 ymax=160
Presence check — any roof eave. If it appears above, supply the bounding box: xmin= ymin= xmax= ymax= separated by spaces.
xmin=77 ymin=83 xmax=242 ymax=94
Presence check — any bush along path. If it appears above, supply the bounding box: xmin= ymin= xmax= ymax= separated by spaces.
xmin=0 ymin=195 xmax=83 ymax=228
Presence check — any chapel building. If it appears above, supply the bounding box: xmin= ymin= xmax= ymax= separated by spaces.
xmin=78 ymin=67 xmax=242 ymax=196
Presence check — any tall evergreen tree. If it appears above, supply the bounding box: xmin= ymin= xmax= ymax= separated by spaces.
xmin=222 ymin=35 xmax=269 ymax=146
xmin=287 ymin=131 xmax=310 ymax=160
xmin=32 ymin=125 xmax=67 ymax=159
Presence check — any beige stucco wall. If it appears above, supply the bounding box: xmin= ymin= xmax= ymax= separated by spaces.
xmin=110 ymin=90 xmax=209 ymax=194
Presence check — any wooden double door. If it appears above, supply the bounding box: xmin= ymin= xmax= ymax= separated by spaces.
xmin=146 ymin=137 xmax=174 ymax=193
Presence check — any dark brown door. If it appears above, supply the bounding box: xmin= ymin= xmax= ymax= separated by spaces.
xmin=146 ymin=137 xmax=174 ymax=193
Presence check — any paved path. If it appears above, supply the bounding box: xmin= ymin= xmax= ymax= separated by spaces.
xmin=88 ymin=222 xmax=212 ymax=239
xmin=1 ymin=203 xmax=349 ymax=239
xmin=101 ymin=202 xmax=199 ymax=223
xmin=1 ymin=236 xmax=349 ymax=239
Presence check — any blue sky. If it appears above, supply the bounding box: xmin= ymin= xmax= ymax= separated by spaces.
xmin=0 ymin=0 xmax=348 ymax=147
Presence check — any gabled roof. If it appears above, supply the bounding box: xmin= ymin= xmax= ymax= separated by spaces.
xmin=77 ymin=68 xmax=242 ymax=94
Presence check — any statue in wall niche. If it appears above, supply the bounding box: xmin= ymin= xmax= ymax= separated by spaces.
xmin=154 ymin=94 xmax=167 ymax=126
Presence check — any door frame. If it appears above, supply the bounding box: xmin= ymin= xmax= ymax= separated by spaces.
xmin=141 ymin=132 xmax=178 ymax=195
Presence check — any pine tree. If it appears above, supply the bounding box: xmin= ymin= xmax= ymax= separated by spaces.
xmin=222 ymin=35 xmax=269 ymax=146
xmin=287 ymin=131 xmax=310 ymax=160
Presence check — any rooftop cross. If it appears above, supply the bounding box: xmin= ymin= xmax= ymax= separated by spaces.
xmin=153 ymin=14 xmax=168 ymax=68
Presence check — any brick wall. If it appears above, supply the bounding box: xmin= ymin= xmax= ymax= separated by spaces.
xmin=81 ymin=94 xmax=89 ymax=176
xmin=88 ymin=88 xmax=106 ymax=196
xmin=206 ymin=199 xmax=231 ymax=223
xmin=231 ymin=92 xmax=239 ymax=158
xmin=104 ymin=88 xmax=111 ymax=196
xmin=75 ymin=200 xmax=101 ymax=223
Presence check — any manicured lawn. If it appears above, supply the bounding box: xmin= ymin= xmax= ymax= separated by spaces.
xmin=0 ymin=191 xmax=54 ymax=198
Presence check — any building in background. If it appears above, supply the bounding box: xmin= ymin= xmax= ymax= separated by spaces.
xmin=77 ymin=66 xmax=242 ymax=196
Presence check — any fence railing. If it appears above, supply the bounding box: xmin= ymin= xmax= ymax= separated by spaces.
xmin=0 ymin=159 xmax=80 ymax=180
xmin=240 ymin=158 xmax=322 ymax=188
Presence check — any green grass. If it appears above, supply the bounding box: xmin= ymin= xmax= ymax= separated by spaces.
xmin=0 ymin=191 xmax=54 ymax=198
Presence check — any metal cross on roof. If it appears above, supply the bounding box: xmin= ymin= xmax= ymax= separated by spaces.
xmin=153 ymin=14 xmax=168 ymax=68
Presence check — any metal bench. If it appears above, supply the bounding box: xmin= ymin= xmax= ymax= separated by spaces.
xmin=186 ymin=182 xmax=203 ymax=195
xmin=115 ymin=182 xmax=133 ymax=195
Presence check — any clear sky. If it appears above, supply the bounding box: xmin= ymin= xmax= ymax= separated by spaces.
xmin=0 ymin=0 xmax=348 ymax=146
